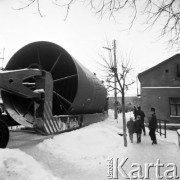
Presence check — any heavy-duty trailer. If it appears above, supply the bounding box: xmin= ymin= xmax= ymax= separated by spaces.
xmin=0 ymin=41 xmax=107 ymax=148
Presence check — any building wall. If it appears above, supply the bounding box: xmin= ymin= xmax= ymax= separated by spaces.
xmin=141 ymin=88 xmax=180 ymax=123
xmin=139 ymin=55 xmax=180 ymax=87
xmin=139 ymin=54 xmax=180 ymax=123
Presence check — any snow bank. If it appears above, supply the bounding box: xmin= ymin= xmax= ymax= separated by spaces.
xmin=38 ymin=122 xmax=123 ymax=167
xmin=37 ymin=110 xmax=134 ymax=167
xmin=0 ymin=149 xmax=58 ymax=180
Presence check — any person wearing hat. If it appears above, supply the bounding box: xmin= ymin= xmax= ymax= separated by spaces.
xmin=149 ymin=107 xmax=158 ymax=144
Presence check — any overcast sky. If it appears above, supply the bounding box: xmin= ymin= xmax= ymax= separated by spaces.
xmin=0 ymin=0 xmax=178 ymax=96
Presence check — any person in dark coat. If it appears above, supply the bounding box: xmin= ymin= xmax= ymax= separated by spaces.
xmin=134 ymin=115 xmax=142 ymax=143
xmin=133 ymin=106 xmax=137 ymax=119
xmin=127 ymin=117 xmax=135 ymax=143
xmin=136 ymin=106 xmax=146 ymax=135
xmin=149 ymin=107 xmax=158 ymax=145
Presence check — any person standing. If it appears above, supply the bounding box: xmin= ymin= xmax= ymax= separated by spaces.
xmin=149 ymin=107 xmax=158 ymax=145
xmin=134 ymin=115 xmax=142 ymax=143
xmin=133 ymin=106 xmax=137 ymax=119
xmin=136 ymin=106 xmax=146 ymax=135
xmin=127 ymin=117 xmax=135 ymax=143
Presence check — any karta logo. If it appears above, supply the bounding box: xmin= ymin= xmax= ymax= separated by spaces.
xmin=107 ymin=158 xmax=179 ymax=179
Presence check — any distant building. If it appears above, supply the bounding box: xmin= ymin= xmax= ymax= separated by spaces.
xmin=138 ymin=54 xmax=180 ymax=123
xmin=108 ymin=96 xmax=139 ymax=112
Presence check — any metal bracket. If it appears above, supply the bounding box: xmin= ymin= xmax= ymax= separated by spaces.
xmin=0 ymin=69 xmax=43 ymax=99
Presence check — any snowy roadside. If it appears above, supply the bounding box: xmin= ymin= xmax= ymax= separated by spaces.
xmin=0 ymin=149 xmax=58 ymax=180
xmin=1 ymin=109 xmax=180 ymax=180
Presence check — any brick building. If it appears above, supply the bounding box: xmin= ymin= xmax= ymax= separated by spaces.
xmin=138 ymin=54 xmax=180 ymax=123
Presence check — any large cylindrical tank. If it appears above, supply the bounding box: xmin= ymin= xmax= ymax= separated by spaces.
xmin=1 ymin=41 xmax=107 ymax=127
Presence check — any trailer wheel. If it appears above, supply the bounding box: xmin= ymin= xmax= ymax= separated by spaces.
xmin=0 ymin=120 xmax=9 ymax=148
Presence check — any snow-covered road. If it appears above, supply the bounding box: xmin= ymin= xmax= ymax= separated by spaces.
xmin=2 ymin=110 xmax=180 ymax=180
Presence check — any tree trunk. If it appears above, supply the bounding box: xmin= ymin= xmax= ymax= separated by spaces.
xmin=122 ymin=90 xmax=127 ymax=147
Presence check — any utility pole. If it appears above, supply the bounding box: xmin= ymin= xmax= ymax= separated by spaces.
xmin=102 ymin=41 xmax=118 ymax=120
xmin=113 ymin=40 xmax=118 ymax=120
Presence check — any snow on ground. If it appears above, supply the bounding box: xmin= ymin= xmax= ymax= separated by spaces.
xmin=3 ymin=109 xmax=180 ymax=180
xmin=37 ymin=109 xmax=131 ymax=168
xmin=36 ymin=110 xmax=180 ymax=179
xmin=0 ymin=149 xmax=58 ymax=180
xmin=38 ymin=121 xmax=122 ymax=168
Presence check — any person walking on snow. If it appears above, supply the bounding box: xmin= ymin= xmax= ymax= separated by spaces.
xmin=127 ymin=117 xmax=135 ymax=143
xmin=134 ymin=115 xmax=142 ymax=143
xmin=136 ymin=106 xmax=146 ymax=135
xmin=149 ymin=107 xmax=158 ymax=145
xmin=133 ymin=106 xmax=137 ymax=119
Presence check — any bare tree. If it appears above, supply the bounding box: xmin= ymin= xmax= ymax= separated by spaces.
xmin=13 ymin=0 xmax=180 ymax=49
xmin=58 ymin=0 xmax=180 ymax=49
xmin=101 ymin=41 xmax=135 ymax=147
xmin=57 ymin=0 xmax=180 ymax=49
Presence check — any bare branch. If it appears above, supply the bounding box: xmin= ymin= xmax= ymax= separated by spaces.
xmin=13 ymin=0 xmax=180 ymax=49
xmin=125 ymin=80 xmax=135 ymax=86
xmin=13 ymin=0 xmax=44 ymax=17
xmin=100 ymin=40 xmax=135 ymax=96
xmin=53 ymin=0 xmax=75 ymax=20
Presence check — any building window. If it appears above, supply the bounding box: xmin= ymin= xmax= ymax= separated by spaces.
xmin=176 ymin=64 xmax=180 ymax=78
xmin=170 ymin=98 xmax=180 ymax=116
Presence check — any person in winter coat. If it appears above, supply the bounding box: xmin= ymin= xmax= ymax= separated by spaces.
xmin=133 ymin=106 xmax=137 ymax=119
xmin=134 ymin=115 xmax=142 ymax=143
xmin=127 ymin=117 xmax=135 ymax=143
xmin=136 ymin=106 xmax=146 ymax=135
xmin=149 ymin=107 xmax=158 ymax=145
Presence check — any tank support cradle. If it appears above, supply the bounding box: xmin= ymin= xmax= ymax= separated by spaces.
xmin=0 ymin=69 xmax=82 ymax=136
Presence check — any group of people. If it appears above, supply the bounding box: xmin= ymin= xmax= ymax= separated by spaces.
xmin=126 ymin=106 xmax=158 ymax=145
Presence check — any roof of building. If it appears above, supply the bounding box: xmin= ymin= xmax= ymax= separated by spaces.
xmin=138 ymin=53 xmax=180 ymax=79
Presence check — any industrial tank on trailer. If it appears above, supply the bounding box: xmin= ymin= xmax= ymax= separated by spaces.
xmin=1 ymin=41 xmax=107 ymax=127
